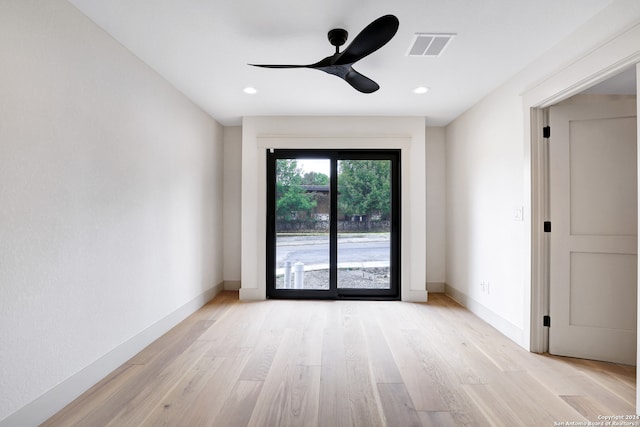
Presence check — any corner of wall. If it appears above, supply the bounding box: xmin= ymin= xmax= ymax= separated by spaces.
xmin=427 ymin=282 xmax=446 ymax=293
xmin=224 ymin=280 xmax=241 ymax=291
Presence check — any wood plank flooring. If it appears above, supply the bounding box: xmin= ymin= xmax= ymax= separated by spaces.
xmin=42 ymin=292 xmax=636 ymax=426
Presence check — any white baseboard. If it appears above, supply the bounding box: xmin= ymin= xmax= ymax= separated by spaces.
xmin=0 ymin=282 xmax=223 ymax=427
xmin=224 ymin=280 xmax=241 ymax=291
xmin=236 ymin=284 xmax=429 ymax=302
xmin=427 ymin=282 xmax=446 ymax=292
xmin=445 ymin=284 xmax=524 ymax=347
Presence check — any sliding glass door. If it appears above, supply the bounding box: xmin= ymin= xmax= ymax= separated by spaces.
xmin=266 ymin=150 xmax=400 ymax=299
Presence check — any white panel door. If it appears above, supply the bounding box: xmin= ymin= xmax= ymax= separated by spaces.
xmin=549 ymin=94 xmax=637 ymax=365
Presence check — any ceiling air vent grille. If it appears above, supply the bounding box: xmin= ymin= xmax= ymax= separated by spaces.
xmin=407 ymin=33 xmax=455 ymax=57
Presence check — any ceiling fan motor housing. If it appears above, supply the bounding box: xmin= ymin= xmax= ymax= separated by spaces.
xmin=328 ymin=28 xmax=348 ymax=49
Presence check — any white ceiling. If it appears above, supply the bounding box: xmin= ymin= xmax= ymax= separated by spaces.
xmin=68 ymin=0 xmax=615 ymax=126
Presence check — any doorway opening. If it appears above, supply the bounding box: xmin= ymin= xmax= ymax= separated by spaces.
xmin=266 ymin=149 xmax=400 ymax=299
xmin=533 ymin=66 xmax=638 ymax=364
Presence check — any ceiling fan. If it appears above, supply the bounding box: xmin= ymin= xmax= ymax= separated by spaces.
xmin=250 ymin=15 xmax=399 ymax=94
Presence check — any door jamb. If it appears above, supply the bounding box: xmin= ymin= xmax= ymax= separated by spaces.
xmin=530 ymin=107 xmax=550 ymax=353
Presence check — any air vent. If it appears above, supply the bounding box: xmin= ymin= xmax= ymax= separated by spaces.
xmin=407 ymin=33 xmax=455 ymax=57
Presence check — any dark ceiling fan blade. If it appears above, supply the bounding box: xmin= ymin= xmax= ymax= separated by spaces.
xmin=249 ymin=64 xmax=310 ymax=69
xmin=344 ymin=68 xmax=380 ymax=93
xmin=335 ymin=15 xmax=399 ymax=65
xmin=249 ymin=15 xmax=398 ymax=92
xmin=251 ymin=53 xmax=335 ymax=70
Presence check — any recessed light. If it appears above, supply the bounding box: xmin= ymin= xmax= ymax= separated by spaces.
xmin=243 ymin=87 xmax=258 ymax=95
xmin=413 ymin=86 xmax=429 ymax=94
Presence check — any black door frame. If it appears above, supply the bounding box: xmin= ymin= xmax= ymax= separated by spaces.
xmin=266 ymin=149 xmax=401 ymax=300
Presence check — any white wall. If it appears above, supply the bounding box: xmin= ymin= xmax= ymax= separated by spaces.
xmin=0 ymin=1 xmax=224 ymax=424
xmin=445 ymin=0 xmax=640 ymax=349
xmin=426 ymin=127 xmax=447 ymax=290
xmin=240 ymin=116 xmax=428 ymax=301
xmin=445 ymin=84 xmax=526 ymax=343
xmin=222 ymin=125 xmax=446 ymax=293
xmin=223 ymin=126 xmax=242 ymax=288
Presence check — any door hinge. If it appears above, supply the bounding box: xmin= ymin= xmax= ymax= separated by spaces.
xmin=543 ymin=221 xmax=551 ymax=233
xmin=543 ymin=315 xmax=551 ymax=327
xmin=543 ymin=126 xmax=551 ymax=138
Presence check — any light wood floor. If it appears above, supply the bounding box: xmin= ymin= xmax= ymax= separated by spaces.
xmin=43 ymin=292 xmax=636 ymax=427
